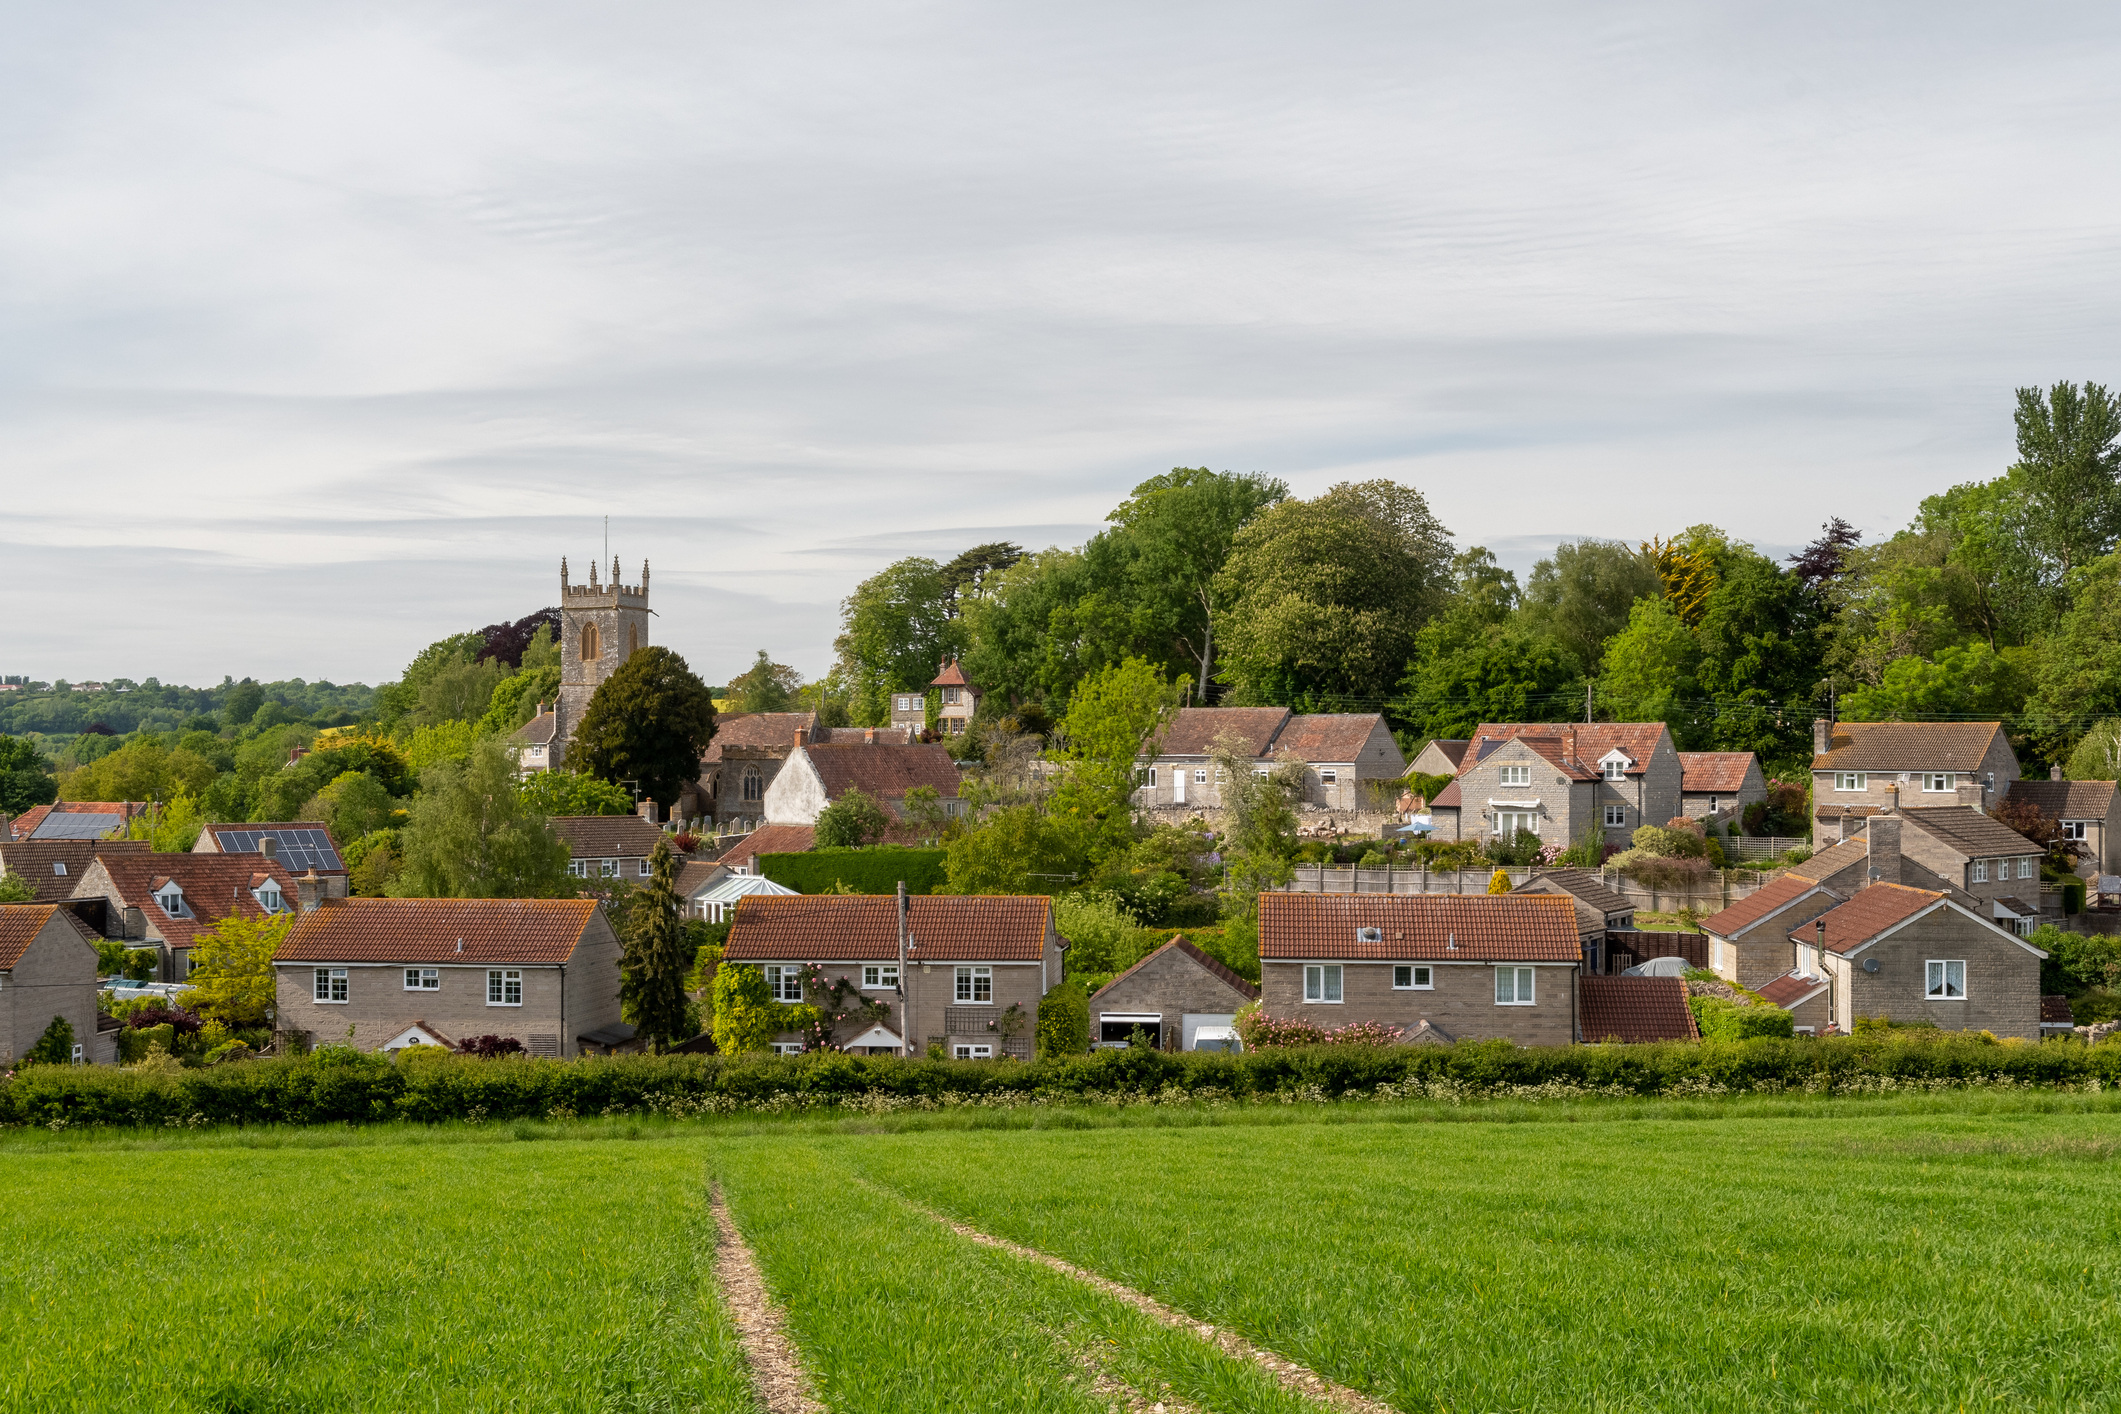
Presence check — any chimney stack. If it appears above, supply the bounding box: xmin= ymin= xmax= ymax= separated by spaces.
xmin=1866 ymin=815 xmax=1900 ymax=887
xmin=295 ymin=869 xmax=324 ymax=914
xmin=637 ymin=799 xmax=661 ymax=823
xmin=123 ymin=905 xmax=144 ymax=940
xmin=1812 ymin=718 xmax=1831 ymax=758
xmin=0 ymin=812 xmax=10 ymax=842
xmin=794 ymin=727 xmax=809 ymax=748
xmin=261 ymin=836 xmax=278 ymax=861
xmin=2053 ymin=764 xmax=2064 ymax=781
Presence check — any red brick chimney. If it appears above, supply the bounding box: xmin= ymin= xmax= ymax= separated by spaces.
xmin=793 ymin=727 xmax=809 ymax=748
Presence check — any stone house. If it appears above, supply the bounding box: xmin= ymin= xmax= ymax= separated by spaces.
xmin=0 ymin=837 xmax=150 ymax=903
xmin=721 ymin=893 xmax=1062 ymax=1058
xmin=1889 ymin=807 xmax=2047 ymax=934
xmin=70 ymin=852 xmax=308 ymax=982
xmin=2005 ymin=775 xmax=2121 ymax=878
xmin=762 ymin=731 xmax=963 ymax=826
xmin=1257 ymin=892 xmax=1583 ymax=1045
xmin=1577 ymin=975 xmax=1700 ymax=1044
xmin=1677 ymin=752 xmax=1767 ymax=823
xmin=1134 ymin=708 xmax=1407 ymax=812
xmin=1427 ymin=723 xmax=1681 ymax=851
xmin=1699 ymin=871 xmax=1847 ymax=992
xmin=1810 ymin=719 xmax=2019 ymax=845
xmin=1407 ymin=738 xmax=1470 ymax=780
xmin=271 ymin=897 xmax=623 ymax=1058
xmin=890 ymin=659 xmax=983 ymax=738
xmin=1516 ymin=868 xmax=1636 ymax=974
xmin=507 ymin=705 xmax=560 ymax=777
xmin=693 ymin=712 xmax=820 ymax=833
xmin=549 ymin=814 xmax=669 ymax=884
xmin=552 ymin=555 xmax=652 ymax=768
xmin=192 ymin=822 xmax=350 ymax=899
xmin=1087 ymin=937 xmax=1259 ymax=1051
xmin=1778 ymin=883 xmax=2047 ymax=1039
xmin=0 ymin=903 xmax=107 ymax=1064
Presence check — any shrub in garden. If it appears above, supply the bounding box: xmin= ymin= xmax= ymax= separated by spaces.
xmin=24 ymin=1016 xmax=76 ymax=1065
xmin=1036 ymin=980 xmax=1088 ymax=1057
xmin=125 ymin=1003 xmax=202 ymax=1035
xmin=711 ymin=963 xmax=780 ymax=1054
xmin=1690 ymin=1000 xmax=1792 ymax=1041
xmin=459 ymin=1035 xmax=526 ymax=1058
xmin=1487 ymin=868 xmax=1511 ymax=895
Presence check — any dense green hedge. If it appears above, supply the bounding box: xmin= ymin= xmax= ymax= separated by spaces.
xmin=6 ymin=1033 xmax=2119 ymax=1129
xmin=761 ymin=847 xmax=948 ymax=896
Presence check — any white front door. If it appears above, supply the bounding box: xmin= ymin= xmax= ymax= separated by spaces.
xmin=1172 ymin=766 xmax=1186 ymax=804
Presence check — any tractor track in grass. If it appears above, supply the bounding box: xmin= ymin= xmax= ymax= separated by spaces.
xmin=710 ymin=1184 xmax=826 ymax=1414
xmin=900 ymin=1197 xmax=1393 ymax=1414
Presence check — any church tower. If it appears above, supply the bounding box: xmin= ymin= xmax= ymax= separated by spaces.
xmin=554 ymin=555 xmax=650 ymax=762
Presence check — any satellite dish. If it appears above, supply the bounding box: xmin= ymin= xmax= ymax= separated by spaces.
xmin=1861 ymin=957 xmax=1880 ymax=973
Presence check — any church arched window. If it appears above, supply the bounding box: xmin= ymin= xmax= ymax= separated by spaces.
xmin=742 ymin=767 xmax=763 ymax=801
xmin=581 ymin=622 xmax=601 ymax=662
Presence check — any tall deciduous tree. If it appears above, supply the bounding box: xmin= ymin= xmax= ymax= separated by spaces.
xmin=2012 ymin=380 xmax=2121 ymax=581
xmin=180 ymin=913 xmax=292 ymax=1027
xmin=834 ymin=557 xmax=962 ymax=724
xmin=814 ymin=787 xmax=890 ymax=848
xmin=396 ymin=739 xmax=572 ymax=898
xmin=723 ymin=650 xmax=803 ymax=714
xmin=1047 ymin=656 xmax=1182 ymax=860
xmin=0 ymin=733 xmax=56 ymax=815
xmin=571 ymin=646 xmax=718 ymax=809
xmin=2026 ymin=552 xmax=2121 ymax=758
xmin=1597 ymin=597 xmax=1703 ymax=742
xmin=621 ymin=836 xmax=693 ymax=1050
xmin=1518 ymin=539 xmax=1663 ymax=675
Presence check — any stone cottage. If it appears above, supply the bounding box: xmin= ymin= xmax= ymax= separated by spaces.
xmin=1426 ymin=723 xmax=1682 ymax=851
xmin=1134 ymin=707 xmax=1406 ymax=813
xmin=1087 ymin=937 xmax=1259 ymax=1051
xmin=1810 ymin=719 xmax=2019 ymax=845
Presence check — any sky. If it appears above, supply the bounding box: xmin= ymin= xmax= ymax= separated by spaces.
xmin=5 ymin=3 xmax=2120 ymax=689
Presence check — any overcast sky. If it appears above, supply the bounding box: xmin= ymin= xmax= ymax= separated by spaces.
xmin=5 ymin=3 xmax=2119 ymax=688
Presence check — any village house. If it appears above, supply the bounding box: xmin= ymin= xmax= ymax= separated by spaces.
xmin=1257 ymin=891 xmax=1583 ymax=1045
xmin=717 ymin=823 xmax=817 ymax=875
xmin=1426 ymin=723 xmax=1682 ymax=850
xmin=6 ymin=801 xmax=149 ymax=842
xmin=1699 ymin=871 xmax=1848 ymax=992
xmin=549 ymin=814 xmax=670 ymax=883
xmin=1515 ymin=867 xmax=1637 ymax=974
xmin=1134 ymin=707 xmax=1407 ymax=813
xmin=674 ymin=857 xmax=797 ymax=922
xmin=271 ymin=897 xmax=623 ymax=1058
xmin=1810 ymin=719 xmax=2019 ymax=845
xmin=191 ymin=822 xmax=350 ymax=899
xmin=0 ymin=836 xmax=150 ymax=903
xmin=70 ymin=851 xmax=309 ymax=982
xmin=1890 ymin=807 xmax=2048 ymax=934
xmin=1087 ymin=937 xmax=1259 ymax=1051
xmin=507 ymin=704 xmax=560 ymax=776
xmin=690 ymin=711 xmax=820 ymax=833
xmin=2007 ymin=772 xmax=2121 ymax=879
xmin=722 ymin=892 xmax=1062 ymax=1058
xmin=890 ymin=659 xmax=983 ymax=738
xmin=761 ymin=730 xmax=963 ymax=826
xmin=1407 ymin=738 xmax=1470 ymax=780
xmin=1677 ymin=751 xmax=1768 ymax=823
xmin=0 ymin=903 xmax=108 ymax=1064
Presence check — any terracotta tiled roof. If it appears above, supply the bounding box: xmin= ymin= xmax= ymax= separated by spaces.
xmin=1785 ymin=839 xmax=1870 ymax=884
xmin=1788 ymin=883 xmax=1945 ymax=954
xmin=1679 ymin=752 xmax=1757 ymax=794
xmin=804 ymin=742 xmax=961 ymax=801
xmin=1155 ymin=707 xmax=1291 ymax=758
xmin=0 ymin=839 xmax=146 ymax=902
xmin=1272 ymin=714 xmax=1395 ymax=766
xmin=1258 ymin=892 xmax=1581 ymax=962
xmin=2042 ymin=994 xmax=2076 ymax=1026
xmin=549 ymin=815 xmax=668 ymax=859
xmin=509 ymin=710 xmax=558 ymax=746
xmin=702 ymin=712 xmax=817 ymax=763
xmin=1898 ymin=806 xmax=2041 ymax=860
xmin=1756 ymin=972 xmax=1831 ymax=1009
xmin=0 ymin=904 xmax=91 ymax=969
xmin=1471 ymin=732 xmax=1597 ymax=781
xmin=275 ymin=897 xmax=601 ymax=965
xmin=83 ymin=852 xmax=302 ymax=951
xmin=718 ymin=823 xmax=818 ymax=873
xmin=1089 ymin=936 xmax=1260 ymax=1007
xmin=1429 ymin=779 xmax=1462 ymax=809
xmin=723 ymin=894 xmax=1052 ymax=963
xmin=930 ymin=660 xmax=974 ymax=689
xmin=2006 ymin=779 xmax=2118 ymax=822
xmin=1473 ymin=724 xmax=1668 ymax=778
xmin=1700 ymin=872 xmax=1841 ymax=938
xmin=1812 ymin=721 xmax=2008 ymax=772
xmin=1578 ymin=976 xmax=1699 ymax=1043
xmin=1525 ymin=868 xmax=1633 ymax=918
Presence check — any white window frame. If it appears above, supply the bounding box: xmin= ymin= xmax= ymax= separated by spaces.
xmin=1393 ymin=965 xmax=1433 ymax=990
xmin=567 ymin=859 xmax=588 ymax=878
xmin=862 ymin=964 xmax=900 ymax=989
xmin=1494 ymin=810 xmax=1539 ymax=838
xmin=944 ymin=687 xmax=961 ymax=705
xmin=253 ymin=883 xmax=284 ymax=913
xmin=2062 ymin=820 xmax=2089 ymax=842
xmin=156 ymin=887 xmax=184 ymax=916
xmin=1604 ymin=804 xmax=1626 ymax=827
xmin=1303 ymin=964 xmax=1343 ymax=1003
xmin=637 ymin=859 xmax=652 ymax=878
xmin=1320 ymin=768 xmax=1338 ymax=784
xmin=955 ymin=965 xmax=992 ymax=1003
xmin=1834 ymin=772 xmax=1866 ymax=791
xmin=1925 ymin=959 xmax=1967 ymax=1000
xmin=953 ymin=1043 xmax=993 ymax=1059
xmin=600 ymin=859 xmax=618 ymax=878
xmin=771 ymin=1041 xmax=806 ymax=1055
xmin=1603 ymin=761 xmax=1626 ymax=782
xmin=404 ymin=968 xmax=440 ymax=991
xmin=1500 ymin=764 xmax=1531 ymax=787
xmin=487 ymin=969 xmax=523 ymax=1006
xmin=765 ymin=965 xmax=804 ymax=1003
xmin=1193 ymin=769 xmax=1207 ymax=784
xmin=2017 ymin=857 xmax=2035 ymax=879
xmin=1494 ymin=966 xmax=1536 ymax=1005
xmin=1972 ymin=859 xmax=1989 ymax=883
xmin=313 ymin=967 xmax=348 ymax=1003
xmin=1924 ymin=772 xmax=1956 ymax=793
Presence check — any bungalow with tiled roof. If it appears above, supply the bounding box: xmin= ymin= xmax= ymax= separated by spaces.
xmin=273 ymin=897 xmax=621 ymax=1058
xmin=1134 ymin=707 xmax=1406 ymax=812
xmin=1425 ymin=722 xmax=1682 ymax=850
xmin=1677 ymin=751 xmax=1767 ymax=824
xmin=1773 ymin=883 xmax=2046 ymax=1039
xmin=1810 ymin=718 xmax=2019 ymax=846
xmin=762 ymin=730 xmax=963 ymax=827
xmin=1087 ymin=937 xmax=1260 ymax=1051
xmin=722 ymin=892 xmax=1061 ymax=1058
xmin=1257 ymin=892 xmax=1583 ymax=1045
xmin=1577 ymin=975 xmax=1700 ymax=1044
xmin=2006 ymin=774 xmax=2121 ymax=878
xmin=0 ymin=903 xmax=107 ymax=1064
xmin=69 ymin=851 xmax=308 ymax=982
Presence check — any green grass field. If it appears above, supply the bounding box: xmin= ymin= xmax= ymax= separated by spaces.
xmin=5 ymin=1097 xmax=2119 ymax=1411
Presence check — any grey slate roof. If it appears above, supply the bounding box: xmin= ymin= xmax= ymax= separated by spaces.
xmin=1898 ymin=806 xmax=2042 ymax=860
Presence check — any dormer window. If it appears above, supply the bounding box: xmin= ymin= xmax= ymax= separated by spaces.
xmin=1599 ymin=749 xmax=1632 ymax=782
xmin=253 ymin=881 xmax=285 ymax=913
xmin=155 ymin=884 xmax=186 ymax=917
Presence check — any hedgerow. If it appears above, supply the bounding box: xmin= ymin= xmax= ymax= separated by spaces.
xmin=760 ymin=847 xmax=948 ymax=895
xmin=7 ymin=1031 xmax=2121 ymax=1129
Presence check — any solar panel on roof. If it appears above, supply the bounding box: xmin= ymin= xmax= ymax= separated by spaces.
xmin=32 ymin=813 xmax=124 ymax=840
xmin=217 ymin=826 xmax=344 ymax=872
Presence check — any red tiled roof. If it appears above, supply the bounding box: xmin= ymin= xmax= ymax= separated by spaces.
xmin=2042 ymin=994 xmax=2075 ymax=1026
xmin=1700 ymin=872 xmax=1840 ymax=938
xmin=0 ymin=838 xmax=148 ymax=902
xmin=930 ymin=659 xmax=974 ymax=689
xmin=549 ymin=814 xmax=667 ymax=859
xmin=12 ymin=801 xmax=149 ymax=841
xmin=0 ymin=904 xmax=80 ymax=970
xmin=1258 ymin=892 xmax=1580 ymax=962
xmin=723 ymin=894 xmax=1052 ymax=963
xmin=2008 ymin=779 xmax=2118 ymax=822
xmin=1273 ymin=714 xmax=1396 ymax=766
xmin=676 ymin=860 xmax=725 ymax=898
xmin=1429 ymin=779 xmax=1462 ymax=809
xmin=1756 ymin=972 xmax=1831 ymax=1009
xmin=702 ymin=712 xmax=817 ymax=762
xmin=804 ymin=742 xmax=961 ymax=801
xmin=1471 ymin=732 xmax=1597 ymax=781
xmin=1155 ymin=707 xmax=1291 ymax=758
xmin=1789 ymin=884 xmax=1945 ymax=954
xmin=1578 ymin=976 xmax=1699 ymax=1043
xmin=275 ymin=897 xmax=602 ymax=965
xmin=1089 ymin=936 xmax=1260 ymax=1007
xmin=86 ymin=852 xmax=302 ymax=950
xmin=1679 ymin=752 xmax=1757 ymax=794
xmin=1473 ymin=724 xmax=1668 ymax=778
xmin=719 ymin=823 xmax=817 ymax=872
xmin=1813 ymin=721 xmax=2008 ymax=773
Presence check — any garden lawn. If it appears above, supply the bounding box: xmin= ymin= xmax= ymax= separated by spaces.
xmin=0 ymin=1136 xmax=756 ymax=1413
xmin=775 ymin=1107 xmax=2121 ymax=1412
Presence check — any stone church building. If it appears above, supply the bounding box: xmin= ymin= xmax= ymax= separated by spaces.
xmin=512 ymin=555 xmax=651 ymax=773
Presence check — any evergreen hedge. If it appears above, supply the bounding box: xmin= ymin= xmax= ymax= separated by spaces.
xmin=760 ymin=847 xmax=948 ymax=896
xmin=5 ymin=1033 xmax=2118 ymax=1129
